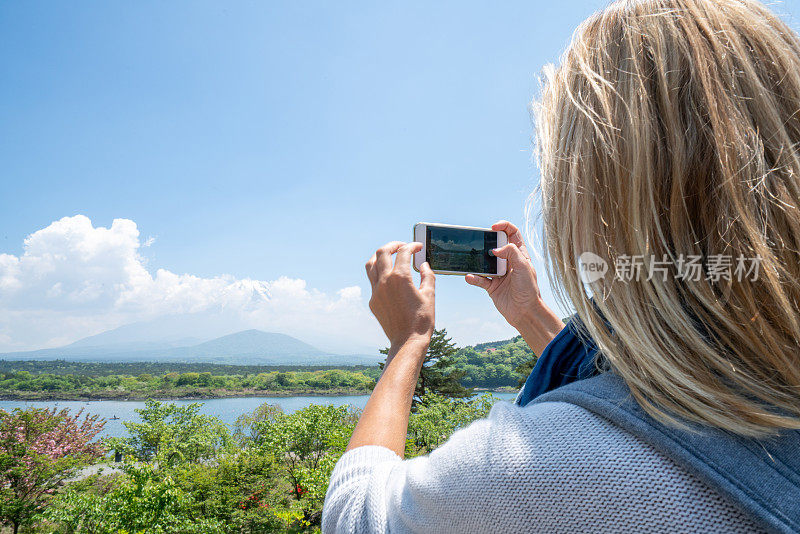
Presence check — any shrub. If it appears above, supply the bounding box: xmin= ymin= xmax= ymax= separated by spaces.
xmin=46 ymin=462 xmax=225 ymax=534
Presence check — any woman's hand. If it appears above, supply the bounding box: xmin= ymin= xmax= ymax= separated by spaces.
xmin=465 ymin=221 xmax=564 ymax=355
xmin=348 ymin=242 xmax=435 ymax=456
xmin=465 ymin=221 xmax=540 ymax=329
xmin=366 ymin=241 xmax=435 ymax=352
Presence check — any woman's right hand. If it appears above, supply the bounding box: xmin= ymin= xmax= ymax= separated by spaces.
xmin=465 ymin=220 xmax=565 ymax=355
xmin=366 ymin=241 xmax=436 ymax=354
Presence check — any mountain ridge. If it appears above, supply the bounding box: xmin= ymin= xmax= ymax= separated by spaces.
xmin=0 ymin=329 xmax=380 ymax=366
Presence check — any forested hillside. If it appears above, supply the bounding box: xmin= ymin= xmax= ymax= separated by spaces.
xmin=450 ymin=336 xmax=536 ymax=388
xmin=0 ymin=335 xmax=537 ymax=400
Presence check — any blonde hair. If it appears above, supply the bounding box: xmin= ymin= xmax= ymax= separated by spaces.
xmin=537 ymin=0 xmax=800 ymax=436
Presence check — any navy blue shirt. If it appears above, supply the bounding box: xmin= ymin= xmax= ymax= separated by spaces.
xmin=515 ymin=314 xmax=600 ymax=407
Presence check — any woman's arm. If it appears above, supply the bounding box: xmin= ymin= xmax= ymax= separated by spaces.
xmin=465 ymin=220 xmax=564 ymax=355
xmin=324 ymin=237 xmax=569 ymax=534
xmin=345 ymin=338 xmax=428 ymax=455
xmin=347 ymin=241 xmax=435 ymax=456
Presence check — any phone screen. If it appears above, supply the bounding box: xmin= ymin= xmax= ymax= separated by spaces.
xmin=426 ymin=226 xmax=498 ymax=274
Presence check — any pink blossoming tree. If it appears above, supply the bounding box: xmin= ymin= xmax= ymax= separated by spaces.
xmin=0 ymin=407 xmax=105 ymax=534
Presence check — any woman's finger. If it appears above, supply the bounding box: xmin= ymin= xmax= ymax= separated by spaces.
xmin=375 ymin=241 xmax=405 ymax=277
xmin=492 ymin=220 xmax=519 ymax=233
xmin=492 ymin=243 xmax=528 ymax=266
xmin=419 ymin=261 xmax=436 ymax=294
xmin=492 ymin=221 xmax=530 ymax=260
xmin=365 ymin=256 xmax=378 ymax=287
xmin=394 ymin=242 xmax=421 ymax=274
xmin=492 ymin=220 xmax=525 ymax=248
xmin=465 ymin=274 xmax=491 ymax=290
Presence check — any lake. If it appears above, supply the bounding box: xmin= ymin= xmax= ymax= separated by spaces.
xmin=0 ymin=392 xmax=519 ymax=438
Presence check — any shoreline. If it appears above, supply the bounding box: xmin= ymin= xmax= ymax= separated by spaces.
xmin=0 ymin=386 xmax=517 ymax=402
xmin=0 ymin=388 xmax=374 ymax=402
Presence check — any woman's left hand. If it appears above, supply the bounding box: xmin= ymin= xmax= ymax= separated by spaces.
xmin=365 ymin=241 xmax=436 ymax=352
xmin=465 ymin=220 xmax=564 ymax=355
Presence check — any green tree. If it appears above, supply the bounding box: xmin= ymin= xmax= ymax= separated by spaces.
xmin=176 ymin=372 xmax=200 ymax=386
xmin=105 ymin=400 xmax=230 ymax=466
xmin=514 ymin=358 xmax=536 ymax=387
xmin=253 ymin=404 xmax=359 ymax=528
xmin=274 ymin=372 xmax=290 ymax=388
xmin=233 ymin=403 xmax=284 ymax=445
xmin=380 ymin=328 xmax=473 ymax=409
xmin=407 ymin=393 xmax=497 ymax=453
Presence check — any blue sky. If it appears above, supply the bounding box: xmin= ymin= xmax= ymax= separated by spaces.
xmin=2 ymin=1 xmax=800 ymax=353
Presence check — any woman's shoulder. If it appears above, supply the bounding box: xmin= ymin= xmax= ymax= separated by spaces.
xmin=484 ymin=398 xmax=702 ymax=474
xmin=482 ymin=398 xmax=660 ymax=462
xmin=439 ymin=398 xmax=669 ymax=476
xmin=465 ymin=399 xmax=763 ymax=532
xmin=485 ymin=397 xmax=636 ymax=443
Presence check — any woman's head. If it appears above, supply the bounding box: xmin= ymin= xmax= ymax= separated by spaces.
xmin=537 ymin=0 xmax=800 ymax=436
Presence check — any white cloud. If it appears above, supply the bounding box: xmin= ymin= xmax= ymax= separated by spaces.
xmin=0 ymin=215 xmax=383 ymax=352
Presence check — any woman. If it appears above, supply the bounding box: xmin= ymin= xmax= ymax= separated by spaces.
xmin=322 ymin=0 xmax=800 ymax=532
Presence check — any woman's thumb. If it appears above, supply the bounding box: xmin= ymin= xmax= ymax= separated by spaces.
xmin=419 ymin=262 xmax=436 ymax=293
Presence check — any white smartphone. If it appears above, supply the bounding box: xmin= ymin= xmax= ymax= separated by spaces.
xmin=413 ymin=222 xmax=508 ymax=276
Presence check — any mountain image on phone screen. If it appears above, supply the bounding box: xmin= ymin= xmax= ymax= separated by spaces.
xmin=426 ymin=226 xmax=497 ymax=274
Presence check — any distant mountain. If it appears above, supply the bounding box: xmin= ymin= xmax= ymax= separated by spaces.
xmin=0 ymin=329 xmax=380 ymax=366
xmin=64 ymin=314 xmax=235 ymax=349
xmin=181 ymin=330 xmax=321 ymax=358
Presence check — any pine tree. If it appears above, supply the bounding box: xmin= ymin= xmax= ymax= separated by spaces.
xmin=514 ymin=358 xmax=536 ymax=388
xmin=379 ymin=328 xmax=473 ymax=410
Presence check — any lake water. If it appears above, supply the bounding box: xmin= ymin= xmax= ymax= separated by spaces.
xmin=0 ymin=392 xmax=519 ymax=439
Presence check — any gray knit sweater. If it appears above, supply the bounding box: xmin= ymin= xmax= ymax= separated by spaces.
xmin=322 ymin=400 xmax=763 ymax=533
